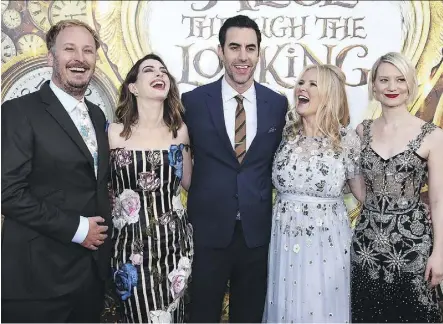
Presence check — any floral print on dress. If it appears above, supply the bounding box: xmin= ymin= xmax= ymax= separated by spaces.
xmin=168 ymin=144 xmax=187 ymax=179
xmin=168 ymin=256 xmax=191 ymax=299
xmin=129 ymin=239 xmax=144 ymax=266
xmin=114 ymin=263 xmax=138 ymax=301
xmin=158 ymin=210 xmax=173 ymax=226
xmin=137 ymin=171 xmax=161 ymax=192
xmin=264 ymin=126 xmax=359 ymax=323
xmin=111 ymin=148 xmax=133 ymax=170
xmin=172 ymin=194 xmax=184 ymax=218
xmin=111 ymin=189 xmax=141 ymax=230
xmin=150 ymin=310 xmax=172 ymax=324
xmin=129 ymin=253 xmax=143 ymax=266
xmin=273 ymin=125 xmax=361 ymax=201
xmin=108 ymin=146 xmax=193 ymax=323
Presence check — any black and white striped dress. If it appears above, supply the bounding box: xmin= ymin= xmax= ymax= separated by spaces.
xmin=109 ymin=145 xmax=193 ymax=323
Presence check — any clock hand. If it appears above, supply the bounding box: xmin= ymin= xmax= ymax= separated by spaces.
xmin=65 ymin=13 xmax=86 ymax=18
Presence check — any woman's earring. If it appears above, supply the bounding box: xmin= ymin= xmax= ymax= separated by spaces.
xmin=130 ymin=85 xmax=138 ymax=97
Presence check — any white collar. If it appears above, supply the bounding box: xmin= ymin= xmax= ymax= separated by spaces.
xmin=49 ymin=81 xmax=84 ymax=113
xmin=221 ymin=75 xmax=255 ymax=108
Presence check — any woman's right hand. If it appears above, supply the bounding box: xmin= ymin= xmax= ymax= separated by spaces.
xmin=425 ymin=252 xmax=443 ymax=288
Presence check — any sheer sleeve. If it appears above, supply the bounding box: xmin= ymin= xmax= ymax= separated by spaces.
xmin=342 ymin=126 xmax=361 ymax=180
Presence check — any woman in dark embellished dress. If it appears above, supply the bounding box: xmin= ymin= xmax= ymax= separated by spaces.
xmin=351 ymin=52 xmax=443 ymax=322
xmin=106 ymin=54 xmax=193 ymax=323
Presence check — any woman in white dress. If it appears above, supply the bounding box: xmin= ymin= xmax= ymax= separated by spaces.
xmin=264 ymin=64 xmax=365 ymax=323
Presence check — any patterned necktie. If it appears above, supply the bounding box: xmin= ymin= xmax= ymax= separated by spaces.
xmin=234 ymin=95 xmax=246 ymax=163
xmin=76 ymin=101 xmax=98 ymax=178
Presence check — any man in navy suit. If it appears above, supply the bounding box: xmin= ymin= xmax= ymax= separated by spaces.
xmin=182 ymin=15 xmax=288 ymax=323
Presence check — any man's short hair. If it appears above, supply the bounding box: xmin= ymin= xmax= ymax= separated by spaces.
xmin=46 ymin=19 xmax=100 ymax=51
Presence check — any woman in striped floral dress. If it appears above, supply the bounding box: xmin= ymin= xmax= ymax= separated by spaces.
xmin=106 ymin=53 xmax=193 ymax=323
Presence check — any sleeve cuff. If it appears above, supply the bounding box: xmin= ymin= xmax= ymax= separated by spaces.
xmin=71 ymin=216 xmax=89 ymax=244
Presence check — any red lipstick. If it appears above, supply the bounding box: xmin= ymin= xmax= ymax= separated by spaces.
xmin=385 ymin=94 xmax=399 ymax=98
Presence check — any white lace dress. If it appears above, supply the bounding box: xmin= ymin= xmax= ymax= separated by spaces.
xmin=263 ymin=127 xmax=361 ymax=323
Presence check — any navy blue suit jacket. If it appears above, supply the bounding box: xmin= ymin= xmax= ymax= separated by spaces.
xmin=182 ymin=78 xmax=288 ymax=248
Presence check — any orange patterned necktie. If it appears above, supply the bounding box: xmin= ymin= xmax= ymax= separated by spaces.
xmin=234 ymin=95 xmax=246 ymax=163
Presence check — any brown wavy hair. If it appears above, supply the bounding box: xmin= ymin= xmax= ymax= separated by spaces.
xmin=115 ymin=53 xmax=184 ymax=139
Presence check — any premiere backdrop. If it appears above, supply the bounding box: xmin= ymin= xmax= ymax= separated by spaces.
xmin=2 ymin=0 xmax=442 ymax=228
xmin=1 ymin=0 xmax=442 ymax=127
xmin=1 ymin=0 xmax=443 ymax=317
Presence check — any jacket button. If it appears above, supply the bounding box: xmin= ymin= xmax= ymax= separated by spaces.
xmin=234 ymin=194 xmax=238 ymax=199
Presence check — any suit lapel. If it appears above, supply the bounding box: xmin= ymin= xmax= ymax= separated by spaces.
xmin=87 ymin=99 xmax=108 ymax=183
xmin=254 ymin=82 xmax=273 ymax=136
xmin=205 ymin=80 xmax=238 ymax=161
xmin=241 ymin=82 xmax=272 ymax=164
xmin=41 ymin=82 xmax=95 ymax=170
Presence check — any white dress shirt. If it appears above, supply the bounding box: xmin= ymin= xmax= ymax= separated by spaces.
xmin=221 ymin=76 xmax=257 ymax=150
xmin=49 ymin=81 xmax=91 ymax=244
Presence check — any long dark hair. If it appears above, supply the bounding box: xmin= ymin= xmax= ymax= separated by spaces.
xmin=115 ymin=53 xmax=184 ymax=139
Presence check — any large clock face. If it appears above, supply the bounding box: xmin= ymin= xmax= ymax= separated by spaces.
xmin=17 ymin=34 xmax=46 ymax=55
xmin=2 ymin=66 xmax=114 ymax=120
xmin=27 ymin=0 xmax=51 ymax=32
xmin=49 ymin=0 xmax=88 ymax=25
xmin=2 ymin=8 xmax=21 ymax=29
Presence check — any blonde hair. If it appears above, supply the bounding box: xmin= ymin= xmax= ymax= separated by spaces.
xmin=46 ymin=19 xmax=100 ymax=51
xmin=369 ymin=52 xmax=418 ymax=105
xmin=284 ymin=64 xmax=350 ymax=150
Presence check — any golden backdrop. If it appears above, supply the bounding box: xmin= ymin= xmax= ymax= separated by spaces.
xmin=1 ymin=0 xmax=442 ymax=321
xmin=2 ymin=1 xmax=442 ymax=127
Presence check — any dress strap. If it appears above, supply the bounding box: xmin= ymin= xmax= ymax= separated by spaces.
xmin=361 ymin=119 xmax=373 ymax=147
xmin=408 ymin=122 xmax=437 ymax=151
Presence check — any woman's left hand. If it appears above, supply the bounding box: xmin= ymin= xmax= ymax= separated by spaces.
xmin=425 ymin=252 xmax=443 ymax=287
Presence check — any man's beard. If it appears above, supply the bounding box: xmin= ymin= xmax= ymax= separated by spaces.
xmin=52 ymin=55 xmax=93 ymax=97
xmin=226 ymin=64 xmax=255 ymax=85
